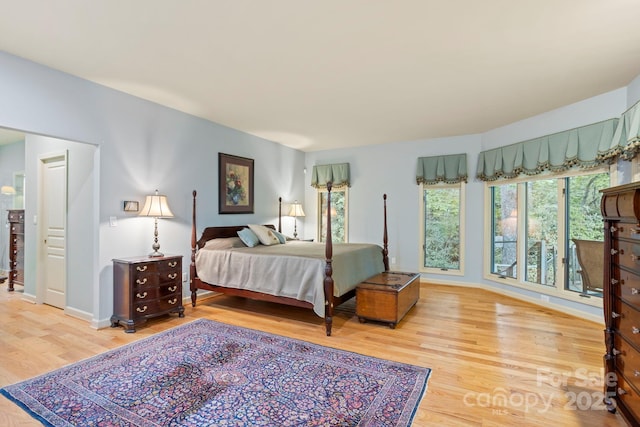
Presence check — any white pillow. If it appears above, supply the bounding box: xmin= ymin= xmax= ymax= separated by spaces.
xmin=248 ymin=224 xmax=280 ymax=246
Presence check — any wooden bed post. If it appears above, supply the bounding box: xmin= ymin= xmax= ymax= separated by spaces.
xmin=383 ymin=194 xmax=390 ymax=271
xmin=190 ymin=190 xmax=198 ymax=307
xmin=324 ymin=182 xmax=334 ymax=336
xmin=278 ymin=197 xmax=282 ymax=233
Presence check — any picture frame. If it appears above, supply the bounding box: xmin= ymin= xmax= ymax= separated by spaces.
xmin=219 ymin=153 xmax=254 ymax=214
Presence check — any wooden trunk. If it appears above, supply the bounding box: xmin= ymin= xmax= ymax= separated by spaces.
xmin=356 ymin=271 xmax=420 ymax=328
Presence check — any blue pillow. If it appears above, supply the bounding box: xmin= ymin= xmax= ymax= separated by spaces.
xmin=271 ymin=229 xmax=287 ymax=244
xmin=237 ymin=228 xmax=260 ymax=247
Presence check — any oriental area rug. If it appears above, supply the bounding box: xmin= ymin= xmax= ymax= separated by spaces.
xmin=1 ymin=319 xmax=431 ymax=426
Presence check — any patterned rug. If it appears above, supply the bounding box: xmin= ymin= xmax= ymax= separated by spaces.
xmin=1 ymin=319 xmax=431 ymax=426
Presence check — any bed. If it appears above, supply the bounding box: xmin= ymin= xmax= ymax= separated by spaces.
xmin=189 ymin=183 xmax=390 ymax=336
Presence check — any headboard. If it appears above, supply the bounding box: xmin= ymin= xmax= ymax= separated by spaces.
xmin=196 ymin=224 xmax=276 ymax=249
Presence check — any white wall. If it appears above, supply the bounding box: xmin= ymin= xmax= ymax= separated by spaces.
xmin=0 ymin=51 xmax=305 ymax=327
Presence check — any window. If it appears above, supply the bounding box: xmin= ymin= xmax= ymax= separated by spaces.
xmin=420 ymin=182 xmax=465 ymax=274
xmin=317 ymin=187 xmax=348 ymax=243
xmin=487 ymin=168 xmax=610 ymax=302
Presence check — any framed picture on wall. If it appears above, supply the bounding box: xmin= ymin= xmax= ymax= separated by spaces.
xmin=219 ymin=153 xmax=254 ymax=214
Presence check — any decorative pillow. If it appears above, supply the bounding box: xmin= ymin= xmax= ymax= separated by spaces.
xmin=271 ymin=229 xmax=287 ymax=244
xmin=237 ymin=228 xmax=260 ymax=247
xmin=248 ymin=224 xmax=280 ymax=246
xmin=203 ymin=237 xmax=245 ymax=250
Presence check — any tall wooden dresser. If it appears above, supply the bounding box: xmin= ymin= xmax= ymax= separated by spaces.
xmin=7 ymin=209 xmax=24 ymax=292
xmin=601 ymin=182 xmax=640 ymax=424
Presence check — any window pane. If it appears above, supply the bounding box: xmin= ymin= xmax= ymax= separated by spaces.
xmin=491 ymin=184 xmax=518 ymax=278
xmin=566 ymin=173 xmax=609 ymax=296
xmin=319 ymin=190 xmax=346 ymax=243
xmin=423 ymin=187 xmax=460 ymax=270
xmin=525 ymin=180 xmax=557 ymax=287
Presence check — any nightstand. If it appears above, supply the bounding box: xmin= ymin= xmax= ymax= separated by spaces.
xmin=110 ymin=255 xmax=184 ymax=333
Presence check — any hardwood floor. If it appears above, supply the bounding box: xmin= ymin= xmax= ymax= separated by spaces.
xmin=0 ymin=282 xmax=629 ymax=426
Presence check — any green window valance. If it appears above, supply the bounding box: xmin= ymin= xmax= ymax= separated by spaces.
xmin=476 ymin=118 xmax=619 ymax=181
xmin=416 ymin=153 xmax=467 ymax=184
xmin=311 ymin=163 xmax=350 ymax=189
xmin=609 ymin=100 xmax=640 ymax=161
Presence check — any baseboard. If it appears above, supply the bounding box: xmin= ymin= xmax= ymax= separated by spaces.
xmin=421 ymin=277 xmax=605 ymax=325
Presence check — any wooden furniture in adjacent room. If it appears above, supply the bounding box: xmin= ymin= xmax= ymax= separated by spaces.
xmin=7 ymin=209 xmax=24 ymax=292
xmin=111 ymin=255 xmax=184 ymax=333
xmin=356 ymin=271 xmax=420 ymax=328
xmin=601 ymin=182 xmax=640 ymax=424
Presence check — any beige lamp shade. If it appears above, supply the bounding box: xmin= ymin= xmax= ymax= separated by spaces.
xmin=1 ymin=185 xmax=16 ymax=195
xmin=139 ymin=190 xmax=174 ymax=257
xmin=288 ymin=202 xmax=305 ymax=218
xmin=139 ymin=190 xmax=174 ymax=218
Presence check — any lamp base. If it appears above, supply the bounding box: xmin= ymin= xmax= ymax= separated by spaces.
xmin=148 ymin=251 xmax=164 ymax=258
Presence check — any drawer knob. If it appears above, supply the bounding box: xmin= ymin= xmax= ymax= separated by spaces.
xmin=168 ymin=273 xmax=177 ymax=280
xmin=168 ymin=285 xmax=177 ymax=292
xmin=136 ymin=305 xmax=148 ymax=313
xmin=136 ymin=265 xmax=148 ymax=272
xmin=611 ymin=278 xmax=619 ymax=285
xmin=633 ymin=254 xmax=640 ymax=262
xmin=169 ymin=261 xmax=177 ymax=267
xmin=633 ymin=327 xmax=640 ymax=334
xmin=613 ymin=348 xmax=622 ymax=356
xmin=618 ymin=387 xmax=627 ymax=396
xmin=136 ymin=278 xmax=148 ymax=285
xmin=611 ymin=226 xmax=618 ymax=233
xmin=633 ymin=227 xmax=640 ymax=234
xmin=136 ymin=292 xmax=148 ymax=299
xmin=633 ymin=288 xmax=640 ymax=295
xmin=612 ymin=311 xmax=621 ymax=318
xmin=611 ymin=249 xmax=619 ymax=255
xmin=168 ymin=298 xmax=178 ymax=305
xmin=635 ymin=370 xmax=640 ymax=377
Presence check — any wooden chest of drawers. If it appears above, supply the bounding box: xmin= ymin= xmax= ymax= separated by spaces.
xmin=7 ymin=209 xmax=24 ymax=292
xmin=356 ymin=271 xmax=420 ymax=328
xmin=601 ymin=182 xmax=640 ymax=424
xmin=110 ymin=255 xmax=184 ymax=333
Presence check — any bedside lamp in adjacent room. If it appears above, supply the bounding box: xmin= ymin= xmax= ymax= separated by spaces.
xmin=288 ymin=201 xmax=305 ymax=239
xmin=139 ymin=189 xmax=174 ymax=257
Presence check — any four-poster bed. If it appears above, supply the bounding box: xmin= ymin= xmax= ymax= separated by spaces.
xmin=189 ymin=183 xmax=389 ymax=336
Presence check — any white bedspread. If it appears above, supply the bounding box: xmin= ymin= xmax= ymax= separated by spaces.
xmin=194 ymin=241 xmax=385 ymax=317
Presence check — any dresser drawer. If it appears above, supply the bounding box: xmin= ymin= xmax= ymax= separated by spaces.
xmin=7 ymin=211 xmax=24 ymax=223
xmin=615 ymin=372 xmax=640 ymax=422
xmin=613 ymin=299 xmax=640 ymax=347
xmin=615 ymin=333 xmax=640 ymax=392
xmin=10 ymin=223 xmax=24 ymax=234
xmin=134 ymin=295 xmax=182 ymax=316
xmin=617 ymin=270 xmax=640 ymax=309
xmin=613 ymin=239 xmax=640 ymax=272
xmin=157 ymin=258 xmax=180 ymax=271
xmin=611 ymin=223 xmax=640 ymax=242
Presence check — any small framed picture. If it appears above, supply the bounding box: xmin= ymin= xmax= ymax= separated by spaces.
xmin=219 ymin=153 xmax=254 ymax=214
xmin=123 ymin=201 xmax=139 ymax=212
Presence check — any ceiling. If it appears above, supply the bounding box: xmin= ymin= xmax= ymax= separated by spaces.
xmin=1 ymin=1 xmax=640 ymax=152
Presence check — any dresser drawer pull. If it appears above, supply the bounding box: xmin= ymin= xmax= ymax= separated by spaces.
xmin=136 ymin=265 xmax=148 ymax=272
xmin=633 ymin=288 xmax=640 ymax=295
xmin=632 ymin=227 xmax=640 ymax=234
xmin=168 ymin=261 xmax=178 ymax=267
xmin=612 ymin=311 xmax=621 ymax=318
xmin=136 ymin=292 xmax=148 ymax=299
xmin=634 ymin=327 xmax=640 ymax=334
xmin=611 ymin=278 xmax=619 ymax=285
xmin=168 ymin=273 xmax=178 ymax=280
xmin=136 ymin=278 xmax=148 ymax=285
xmin=632 ymin=254 xmax=640 ymax=262
xmin=168 ymin=298 xmax=178 ymax=305
xmin=635 ymin=370 xmax=640 ymax=377
xmin=611 ymin=226 xmax=618 ymax=233
xmin=618 ymin=388 xmax=627 ymax=396
xmin=611 ymin=249 xmax=619 ymax=255
xmin=168 ymin=285 xmax=177 ymax=292
xmin=136 ymin=305 xmax=148 ymax=313
xmin=613 ymin=348 xmax=622 ymax=356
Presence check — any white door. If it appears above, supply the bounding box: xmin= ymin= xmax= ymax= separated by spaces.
xmin=41 ymin=154 xmax=67 ymax=308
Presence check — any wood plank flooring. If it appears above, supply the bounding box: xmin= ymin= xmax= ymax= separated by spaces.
xmin=0 ymin=282 xmax=630 ymax=426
